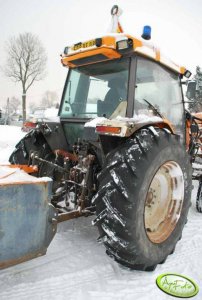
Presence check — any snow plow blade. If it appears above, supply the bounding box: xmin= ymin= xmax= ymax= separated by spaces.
xmin=0 ymin=166 xmax=57 ymax=269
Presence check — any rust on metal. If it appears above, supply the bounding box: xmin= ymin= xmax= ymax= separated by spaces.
xmin=2 ymin=164 xmax=38 ymax=173
xmin=0 ymin=180 xmax=50 ymax=187
xmin=54 ymin=149 xmax=78 ymax=162
xmin=0 ymin=249 xmax=46 ymax=270
xmin=57 ymin=210 xmax=90 ymax=223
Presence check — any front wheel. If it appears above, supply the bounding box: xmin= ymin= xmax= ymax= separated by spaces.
xmin=9 ymin=130 xmax=51 ymax=166
xmin=93 ymin=128 xmax=192 ymax=270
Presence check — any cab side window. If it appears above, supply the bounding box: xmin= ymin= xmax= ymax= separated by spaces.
xmin=134 ymin=57 xmax=184 ymax=138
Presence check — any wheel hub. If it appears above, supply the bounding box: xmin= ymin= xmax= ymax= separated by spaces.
xmin=144 ymin=161 xmax=184 ymax=243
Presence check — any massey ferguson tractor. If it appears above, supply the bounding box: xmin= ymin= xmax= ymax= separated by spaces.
xmin=2 ymin=6 xmax=202 ymax=271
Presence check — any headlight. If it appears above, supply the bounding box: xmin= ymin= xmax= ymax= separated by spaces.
xmin=116 ymin=39 xmax=133 ymax=51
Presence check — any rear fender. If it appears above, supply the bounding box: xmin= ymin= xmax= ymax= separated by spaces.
xmin=95 ymin=117 xmax=174 ymax=155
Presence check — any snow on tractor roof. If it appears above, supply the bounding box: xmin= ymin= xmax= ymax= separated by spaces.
xmin=61 ymin=33 xmax=187 ymax=75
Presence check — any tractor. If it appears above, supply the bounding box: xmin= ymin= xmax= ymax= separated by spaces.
xmin=7 ymin=6 xmax=200 ymax=270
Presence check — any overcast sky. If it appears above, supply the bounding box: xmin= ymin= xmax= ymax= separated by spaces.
xmin=0 ymin=0 xmax=202 ymax=107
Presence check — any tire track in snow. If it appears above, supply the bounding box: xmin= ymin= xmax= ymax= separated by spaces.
xmin=0 ymin=264 xmax=119 ymax=300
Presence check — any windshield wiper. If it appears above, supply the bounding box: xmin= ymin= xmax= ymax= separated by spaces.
xmin=143 ymin=99 xmax=163 ymax=118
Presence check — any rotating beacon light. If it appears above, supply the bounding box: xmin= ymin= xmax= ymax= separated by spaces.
xmin=141 ymin=25 xmax=151 ymax=40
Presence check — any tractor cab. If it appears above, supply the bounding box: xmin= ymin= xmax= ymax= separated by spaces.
xmin=59 ymin=31 xmax=190 ymax=145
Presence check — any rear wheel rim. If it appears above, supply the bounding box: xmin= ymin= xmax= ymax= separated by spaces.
xmin=144 ymin=161 xmax=184 ymax=244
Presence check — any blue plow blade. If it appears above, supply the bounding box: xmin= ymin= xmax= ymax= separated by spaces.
xmin=0 ymin=173 xmax=57 ymax=269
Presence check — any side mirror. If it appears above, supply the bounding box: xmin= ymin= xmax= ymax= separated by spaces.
xmin=186 ymin=81 xmax=196 ymax=99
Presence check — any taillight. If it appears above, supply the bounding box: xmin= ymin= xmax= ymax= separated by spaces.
xmin=24 ymin=121 xmax=36 ymax=128
xmin=96 ymin=125 xmax=121 ymax=134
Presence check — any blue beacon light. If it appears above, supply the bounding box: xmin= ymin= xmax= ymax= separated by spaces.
xmin=141 ymin=25 xmax=151 ymax=40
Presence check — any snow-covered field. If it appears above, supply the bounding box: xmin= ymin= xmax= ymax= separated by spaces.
xmin=0 ymin=125 xmax=201 ymax=300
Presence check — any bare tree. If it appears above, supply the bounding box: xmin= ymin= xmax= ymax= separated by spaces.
xmin=4 ymin=32 xmax=47 ymax=121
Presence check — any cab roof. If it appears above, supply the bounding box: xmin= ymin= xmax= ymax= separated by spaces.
xmin=61 ymin=33 xmax=186 ymax=76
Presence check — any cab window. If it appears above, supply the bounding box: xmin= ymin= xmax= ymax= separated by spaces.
xmin=134 ymin=57 xmax=184 ymax=137
xmin=60 ymin=58 xmax=129 ymax=119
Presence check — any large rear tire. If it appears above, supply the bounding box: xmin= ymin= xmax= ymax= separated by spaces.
xmin=93 ymin=128 xmax=192 ymax=270
xmin=9 ymin=130 xmax=51 ymax=165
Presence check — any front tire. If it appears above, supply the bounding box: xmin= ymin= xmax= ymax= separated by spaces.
xmin=9 ymin=130 xmax=51 ymax=165
xmin=93 ymin=128 xmax=192 ymax=270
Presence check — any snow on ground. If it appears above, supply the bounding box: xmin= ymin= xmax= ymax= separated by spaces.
xmin=0 ymin=125 xmax=26 ymax=164
xmin=0 ymin=125 xmax=201 ymax=300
